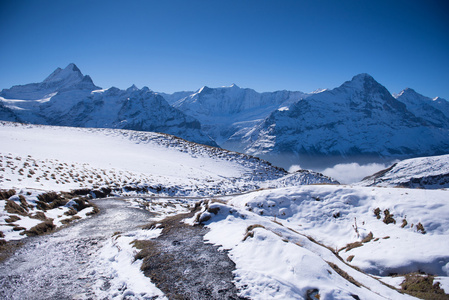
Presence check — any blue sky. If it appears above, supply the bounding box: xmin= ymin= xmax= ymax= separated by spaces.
xmin=1 ymin=0 xmax=448 ymax=99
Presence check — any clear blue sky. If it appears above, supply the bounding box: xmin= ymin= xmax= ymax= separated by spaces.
xmin=1 ymin=0 xmax=448 ymax=99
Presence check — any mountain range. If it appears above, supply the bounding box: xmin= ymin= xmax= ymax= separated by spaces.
xmin=0 ymin=64 xmax=216 ymax=147
xmin=1 ymin=63 xmax=449 ymax=168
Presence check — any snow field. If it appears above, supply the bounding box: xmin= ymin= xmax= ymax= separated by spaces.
xmin=193 ymin=200 xmax=416 ymax=299
xmin=0 ymin=122 xmax=334 ymax=196
xmin=227 ymin=186 xmax=449 ymax=276
xmin=2 ymin=121 xmax=448 ymax=298
xmin=186 ymin=184 xmax=449 ymax=299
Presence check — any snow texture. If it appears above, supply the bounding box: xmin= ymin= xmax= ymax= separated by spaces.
xmin=359 ymin=154 xmax=449 ymax=188
xmin=196 ymin=184 xmax=448 ymax=298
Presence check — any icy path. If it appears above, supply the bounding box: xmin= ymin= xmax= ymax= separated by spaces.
xmin=0 ymin=198 xmax=156 ymax=300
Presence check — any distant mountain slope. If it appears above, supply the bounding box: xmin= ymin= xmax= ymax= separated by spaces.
xmin=359 ymin=154 xmax=449 ymax=188
xmin=0 ymin=121 xmax=336 ymax=195
xmin=1 ymin=63 xmax=100 ymax=100
xmin=3 ymin=65 xmax=449 ymax=166
xmin=245 ymin=74 xmax=449 ymax=167
xmin=0 ymin=64 xmax=216 ymax=147
xmin=394 ymin=88 xmax=449 ymax=128
xmin=158 ymin=91 xmax=194 ymax=105
xmin=171 ymin=84 xmax=308 ymax=150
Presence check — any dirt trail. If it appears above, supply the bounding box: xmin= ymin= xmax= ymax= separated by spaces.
xmin=0 ymin=198 xmax=153 ymax=299
xmin=0 ymin=197 xmax=246 ymax=299
xmin=137 ymin=212 xmax=247 ymax=300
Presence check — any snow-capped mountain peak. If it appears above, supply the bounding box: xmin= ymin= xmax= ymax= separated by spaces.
xmin=126 ymin=84 xmax=139 ymax=92
xmin=245 ymin=73 xmax=449 ymax=168
xmin=341 ymin=73 xmax=384 ymax=91
xmin=311 ymin=88 xmax=327 ymax=94
xmin=0 ymin=63 xmax=100 ymax=101
xmin=0 ymin=65 xmax=216 ymax=147
xmin=43 ymin=63 xmax=83 ymax=83
xmin=395 ymin=87 xmax=449 ymax=127
xmin=395 ymin=87 xmax=418 ymax=98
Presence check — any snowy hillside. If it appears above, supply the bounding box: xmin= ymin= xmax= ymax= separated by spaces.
xmin=2 ymin=121 xmax=449 ymax=299
xmin=0 ymin=64 xmax=216 ymax=147
xmin=0 ymin=121 xmax=334 ymax=196
xmin=359 ymin=154 xmax=449 ymax=188
xmin=171 ymin=84 xmax=308 ymax=149
xmin=192 ymin=184 xmax=449 ymax=298
xmin=245 ymin=73 xmax=449 ymax=168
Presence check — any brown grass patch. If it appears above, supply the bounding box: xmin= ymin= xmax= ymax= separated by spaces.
xmin=5 ymin=200 xmax=28 ymax=216
xmin=243 ymin=224 xmax=266 ymax=241
xmin=0 ymin=189 xmax=15 ymax=200
xmin=383 ymin=209 xmax=396 ymax=225
xmin=18 ymin=195 xmax=29 ymax=211
xmin=86 ymin=202 xmax=99 ymax=215
xmin=60 ymin=215 xmax=81 ymax=225
xmin=5 ymin=215 xmax=21 ymax=223
xmin=0 ymin=239 xmax=23 ymax=262
xmin=401 ymin=219 xmax=408 ymax=228
xmin=416 ymin=222 xmax=426 ymax=234
xmin=373 ymin=207 xmax=381 ymax=219
xmin=401 ymin=273 xmax=449 ymax=300
xmin=327 ymin=262 xmax=361 ymax=287
xmin=361 ymin=232 xmax=374 ymax=243
xmin=23 ymin=220 xmax=56 ymax=237
xmin=64 ymin=208 xmax=78 ymax=216
xmin=31 ymin=211 xmax=47 ymax=221
xmin=345 ymin=241 xmax=363 ymax=252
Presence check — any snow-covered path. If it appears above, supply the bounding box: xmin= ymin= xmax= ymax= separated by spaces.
xmin=0 ymin=198 xmax=157 ymax=300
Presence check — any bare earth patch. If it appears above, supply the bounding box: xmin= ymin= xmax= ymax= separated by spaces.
xmin=136 ymin=211 xmax=247 ymax=299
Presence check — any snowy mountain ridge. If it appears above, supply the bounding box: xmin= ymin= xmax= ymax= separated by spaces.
xmin=0 ymin=64 xmax=216 ymax=147
xmin=171 ymin=84 xmax=309 ymax=149
xmin=2 ymin=64 xmax=449 ymax=168
xmin=1 ymin=63 xmax=100 ymax=100
xmin=243 ymin=74 xmax=449 ymax=168
xmin=359 ymin=153 xmax=449 ymax=188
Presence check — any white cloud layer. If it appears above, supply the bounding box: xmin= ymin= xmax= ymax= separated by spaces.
xmin=321 ymin=162 xmax=393 ymax=184
xmin=288 ymin=164 xmax=302 ymax=173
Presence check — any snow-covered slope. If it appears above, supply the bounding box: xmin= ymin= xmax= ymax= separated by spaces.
xmin=172 ymin=84 xmax=308 ymax=150
xmin=193 ymin=184 xmax=449 ymax=298
xmin=53 ymin=86 xmax=216 ymax=146
xmin=1 ymin=63 xmax=100 ymax=100
xmin=158 ymin=91 xmax=194 ymax=105
xmin=2 ymin=120 xmax=448 ymax=298
xmin=394 ymin=88 xmax=449 ymax=128
xmin=0 ymin=64 xmax=216 ymax=147
xmin=359 ymin=154 xmax=449 ymax=188
xmin=0 ymin=121 xmax=335 ymax=195
xmin=246 ymin=74 xmax=449 ymax=167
